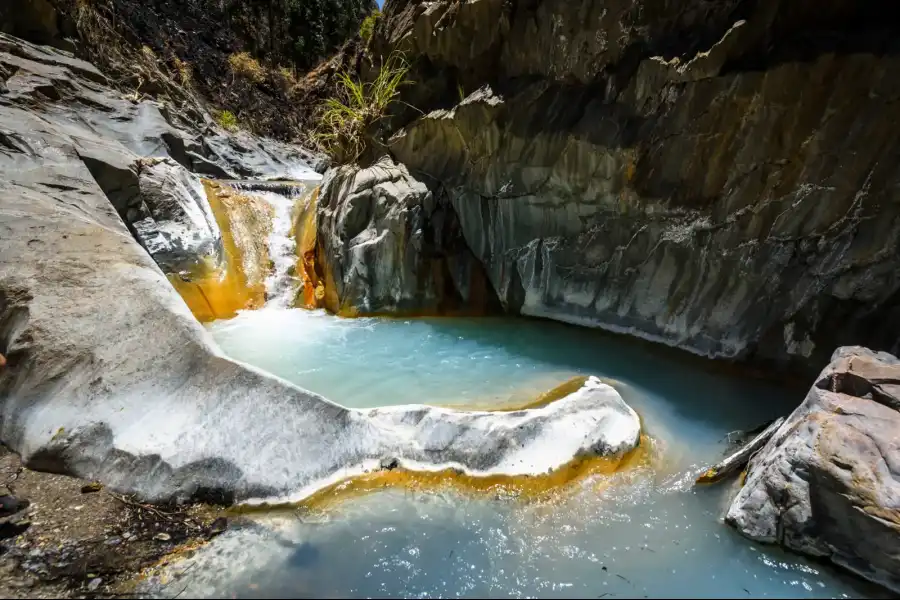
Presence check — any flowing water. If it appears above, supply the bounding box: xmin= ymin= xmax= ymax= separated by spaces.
xmin=226 ymin=181 xmax=318 ymax=307
xmin=158 ymin=307 xmax=888 ymax=599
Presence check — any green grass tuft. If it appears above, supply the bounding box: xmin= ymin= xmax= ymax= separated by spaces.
xmin=216 ymin=109 xmax=238 ymax=131
xmin=359 ymin=10 xmax=380 ymax=44
xmin=312 ymin=51 xmax=412 ymax=164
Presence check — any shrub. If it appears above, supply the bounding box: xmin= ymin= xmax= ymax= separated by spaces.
xmin=359 ymin=10 xmax=380 ymax=44
xmin=216 ymin=109 xmax=238 ymax=131
xmin=172 ymin=57 xmax=192 ymax=87
xmin=228 ymin=52 xmax=265 ymax=84
xmin=312 ymin=52 xmax=412 ymax=164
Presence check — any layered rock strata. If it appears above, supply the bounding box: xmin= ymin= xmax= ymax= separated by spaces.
xmin=341 ymin=0 xmax=900 ymax=372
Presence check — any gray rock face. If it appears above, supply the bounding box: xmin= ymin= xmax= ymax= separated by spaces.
xmin=0 ymin=32 xmax=640 ymax=504
xmin=726 ymin=346 xmax=900 ymax=592
xmin=130 ymin=158 xmax=222 ymax=273
xmin=315 ymin=156 xmax=499 ymax=315
xmin=370 ymin=0 xmax=900 ymax=371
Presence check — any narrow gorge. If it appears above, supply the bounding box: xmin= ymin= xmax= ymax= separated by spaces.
xmin=0 ymin=0 xmax=898 ymax=598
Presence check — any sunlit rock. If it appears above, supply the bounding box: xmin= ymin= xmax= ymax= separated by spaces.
xmin=726 ymin=346 xmax=900 ymax=593
xmin=0 ymin=32 xmax=640 ymax=505
xmin=291 ymin=187 xmax=326 ymax=310
xmin=372 ymin=0 xmax=900 ymax=372
xmin=125 ymin=159 xmax=272 ymax=322
xmin=315 ymin=156 xmax=500 ymax=317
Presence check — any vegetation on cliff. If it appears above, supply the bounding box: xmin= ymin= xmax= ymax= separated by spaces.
xmin=50 ymin=0 xmax=377 ymax=139
xmin=312 ymin=51 xmax=411 ymax=164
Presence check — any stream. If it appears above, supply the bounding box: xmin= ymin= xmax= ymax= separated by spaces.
xmin=138 ymin=178 xmax=887 ymax=599
xmin=149 ymin=307 xmax=880 ymax=599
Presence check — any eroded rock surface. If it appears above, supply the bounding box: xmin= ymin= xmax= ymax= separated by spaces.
xmin=315 ymin=156 xmax=499 ymax=316
xmin=360 ymin=0 xmax=900 ymax=372
xmin=0 ymin=32 xmax=640 ymax=504
xmin=726 ymin=346 xmax=900 ymax=592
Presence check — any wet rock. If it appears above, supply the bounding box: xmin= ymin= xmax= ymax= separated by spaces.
xmin=726 ymin=346 xmax=900 ymax=592
xmin=80 ymin=482 xmax=102 ymax=494
xmin=316 ymin=156 xmax=500 ymax=316
xmin=207 ymin=517 xmax=227 ymax=538
xmin=370 ymin=0 xmax=900 ymax=372
xmin=379 ymin=457 xmax=400 ymax=471
xmin=129 ymin=158 xmax=222 ymax=273
xmin=153 ymin=532 xmax=171 ymax=542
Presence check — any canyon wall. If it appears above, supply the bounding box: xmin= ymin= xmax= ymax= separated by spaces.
xmin=349 ymin=0 xmax=900 ymax=373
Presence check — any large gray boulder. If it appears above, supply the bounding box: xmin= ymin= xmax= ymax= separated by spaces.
xmin=0 ymin=32 xmax=641 ymax=505
xmin=726 ymin=346 xmax=900 ymax=592
xmin=368 ymin=0 xmax=900 ymax=373
xmin=315 ymin=156 xmax=499 ymax=316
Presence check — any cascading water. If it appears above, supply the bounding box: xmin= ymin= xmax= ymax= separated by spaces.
xmin=227 ymin=180 xmax=320 ymax=308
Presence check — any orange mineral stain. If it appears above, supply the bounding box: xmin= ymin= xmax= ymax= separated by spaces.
xmin=166 ymin=181 xmax=271 ymax=322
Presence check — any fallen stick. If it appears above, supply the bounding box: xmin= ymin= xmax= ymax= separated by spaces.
xmin=695 ymin=416 xmax=785 ymax=485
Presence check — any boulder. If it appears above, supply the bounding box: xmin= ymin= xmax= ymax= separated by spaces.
xmin=365 ymin=0 xmax=900 ymax=372
xmin=726 ymin=346 xmax=900 ymax=592
xmin=315 ymin=156 xmax=500 ymax=316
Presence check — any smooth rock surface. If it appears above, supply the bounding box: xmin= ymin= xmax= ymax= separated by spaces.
xmin=726 ymin=346 xmax=900 ymax=592
xmin=0 ymin=33 xmax=640 ymax=504
xmin=315 ymin=156 xmax=499 ymax=316
xmin=130 ymin=158 xmax=222 ymax=273
xmin=369 ymin=0 xmax=900 ymax=372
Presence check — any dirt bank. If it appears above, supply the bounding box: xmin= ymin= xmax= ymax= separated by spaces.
xmin=0 ymin=446 xmax=227 ymax=599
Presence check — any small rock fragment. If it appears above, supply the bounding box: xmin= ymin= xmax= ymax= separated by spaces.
xmin=153 ymin=532 xmax=172 ymax=542
xmin=379 ymin=457 xmax=400 ymax=471
xmin=80 ymin=482 xmax=103 ymax=494
xmin=0 ymin=494 xmax=29 ymax=518
xmin=207 ymin=517 xmax=227 ymax=538
xmin=87 ymin=577 xmax=102 ymax=591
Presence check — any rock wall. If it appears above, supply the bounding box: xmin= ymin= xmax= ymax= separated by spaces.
xmin=362 ymin=0 xmax=900 ymax=372
xmin=726 ymin=346 xmax=900 ymax=592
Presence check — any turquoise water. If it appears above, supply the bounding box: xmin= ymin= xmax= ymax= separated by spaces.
xmin=185 ymin=308 xmax=884 ymax=599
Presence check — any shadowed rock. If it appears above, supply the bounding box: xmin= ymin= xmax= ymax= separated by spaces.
xmin=357 ymin=0 xmax=900 ymax=373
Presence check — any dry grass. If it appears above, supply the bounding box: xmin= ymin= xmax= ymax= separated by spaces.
xmin=70 ymin=1 xmax=204 ymax=114
xmin=278 ymin=65 xmax=299 ymax=94
xmin=173 ymin=56 xmax=193 ymax=87
xmin=228 ymin=51 xmax=265 ymax=84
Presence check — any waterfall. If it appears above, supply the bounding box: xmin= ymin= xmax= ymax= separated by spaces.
xmin=226 ymin=181 xmax=318 ymax=308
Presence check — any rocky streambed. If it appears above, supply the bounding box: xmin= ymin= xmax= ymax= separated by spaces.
xmin=1 ymin=0 xmax=899 ymax=596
